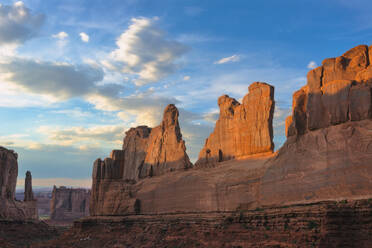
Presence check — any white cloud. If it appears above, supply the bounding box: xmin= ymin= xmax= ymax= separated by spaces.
xmin=38 ymin=125 xmax=125 ymax=146
xmin=214 ymin=54 xmax=241 ymax=64
xmin=0 ymin=58 xmax=104 ymax=101
xmin=79 ymin=32 xmax=89 ymax=42
xmin=107 ymin=17 xmax=188 ymax=85
xmin=183 ymin=75 xmax=190 ymax=81
xmin=52 ymin=31 xmax=68 ymax=40
xmin=307 ymin=61 xmax=317 ymax=69
xmin=0 ymin=2 xmax=44 ymax=46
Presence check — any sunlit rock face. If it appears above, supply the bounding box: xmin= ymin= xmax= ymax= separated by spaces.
xmin=90 ymin=45 xmax=372 ymax=217
xmin=0 ymin=147 xmax=38 ymax=220
xmin=286 ymin=45 xmax=372 ymax=136
xmin=90 ymin=104 xmax=192 ymax=215
xmin=262 ymin=45 xmax=372 ymax=206
xmin=50 ymin=186 xmax=90 ymax=221
xmin=195 ymin=82 xmax=275 ymax=168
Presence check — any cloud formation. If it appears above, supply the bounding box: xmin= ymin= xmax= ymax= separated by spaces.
xmin=307 ymin=61 xmax=317 ymax=69
xmin=0 ymin=1 xmax=44 ymax=46
xmin=0 ymin=58 xmax=104 ymax=100
xmin=108 ymin=17 xmax=188 ymax=85
xmin=79 ymin=32 xmax=89 ymax=42
xmin=214 ymin=54 xmax=240 ymax=64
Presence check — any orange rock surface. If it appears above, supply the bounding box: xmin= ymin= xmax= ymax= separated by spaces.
xmin=195 ymin=82 xmax=275 ymax=167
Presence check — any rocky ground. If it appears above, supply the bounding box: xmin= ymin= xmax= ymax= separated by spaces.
xmin=0 ymin=220 xmax=62 ymax=248
xmin=19 ymin=198 xmax=371 ymax=248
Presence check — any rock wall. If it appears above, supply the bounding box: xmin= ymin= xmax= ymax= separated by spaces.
xmin=90 ymin=45 xmax=372 ymax=217
xmin=195 ymin=82 xmax=275 ymax=167
xmin=286 ymin=45 xmax=372 ymax=136
xmin=90 ymin=104 xmax=192 ymax=215
xmin=43 ymin=199 xmax=372 ymax=248
xmin=261 ymin=45 xmax=372 ymax=207
xmin=0 ymin=147 xmax=38 ymax=220
xmin=50 ymin=186 xmax=90 ymax=221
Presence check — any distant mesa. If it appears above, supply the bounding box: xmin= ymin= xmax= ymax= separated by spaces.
xmin=195 ymin=82 xmax=275 ymax=167
xmin=50 ymin=186 xmax=90 ymax=221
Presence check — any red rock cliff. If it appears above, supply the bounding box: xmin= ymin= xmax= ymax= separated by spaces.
xmin=90 ymin=104 xmax=192 ymax=215
xmin=286 ymin=45 xmax=372 ymax=136
xmin=260 ymin=45 xmax=372 ymax=206
xmin=50 ymin=186 xmax=90 ymax=221
xmin=0 ymin=147 xmax=38 ymax=220
xmin=195 ymin=82 xmax=275 ymax=167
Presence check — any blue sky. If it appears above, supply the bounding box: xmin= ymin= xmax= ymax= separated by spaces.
xmin=0 ymin=0 xmax=371 ymax=188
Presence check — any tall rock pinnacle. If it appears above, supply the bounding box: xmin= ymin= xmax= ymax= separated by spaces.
xmin=24 ymin=171 xmax=34 ymax=201
xmin=195 ymin=82 xmax=275 ymax=167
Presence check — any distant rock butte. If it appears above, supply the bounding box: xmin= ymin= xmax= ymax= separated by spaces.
xmin=91 ymin=104 xmax=192 ymax=215
xmin=195 ymin=82 xmax=275 ymax=167
xmin=50 ymin=186 xmax=90 ymax=221
xmin=89 ymin=45 xmax=372 ymax=217
xmin=286 ymin=44 xmax=372 ymax=136
xmin=0 ymin=147 xmax=37 ymax=220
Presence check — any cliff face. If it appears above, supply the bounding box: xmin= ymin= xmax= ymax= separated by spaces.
xmin=261 ymin=45 xmax=372 ymax=206
xmin=50 ymin=186 xmax=90 ymax=221
xmin=42 ymin=199 xmax=372 ymax=248
xmin=90 ymin=45 xmax=372 ymax=217
xmin=195 ymin=82 xmax=275 ymax=167
xmin=286 ymin=45 xmax=372 ymax=136
xmin=90 ymin=104 xmax=191 ymax=215
xmin=0 ymin=147 xmax=38 ymax=220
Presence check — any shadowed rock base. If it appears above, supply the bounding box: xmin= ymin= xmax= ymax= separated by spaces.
xmin=31 ymin=199 xmax=372 ymax=248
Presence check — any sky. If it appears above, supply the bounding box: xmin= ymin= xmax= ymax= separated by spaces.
xmin=0 ymin=0 xmax=371 ymax=188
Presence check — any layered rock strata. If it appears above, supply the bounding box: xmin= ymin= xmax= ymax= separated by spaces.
xmin=286 ymin=44 xmax=372 ymax=136
xmin=90 ymin=45 xmax=372 ymax=217
xmin=39 ymin=199 xmax=372 ymax=248
xmin=0 ymin=147 xmax=38 ymax=220
xmin=50 ymin=186 xmax=90 ymax=221
xmin=195 ymin=82 xmax=275 ymax=167
xmin=90 ymin=104 xmax=192 ymax=215
xmin=261 ymin=45 xmax=372 ymax=206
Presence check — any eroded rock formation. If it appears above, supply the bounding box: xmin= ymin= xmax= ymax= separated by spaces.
xmin=91 ymin=104 xmax=192 ymax=215
xmin=24 ymin=171 xmax=34 ymax=202
xmin=195 ymin=82 xmax=275 ymax=167
xmin=50 ymin=186 xmax=90 ymax=221
xmin=286 ymin=44 xmax=372 ymax=136
xmin=261 ymin=45 xmax=372 ymax=206
xmin=0 ymin=147 xmax=38 ymax=220
xmin=89 ymin=45 xmax=372 ymax=218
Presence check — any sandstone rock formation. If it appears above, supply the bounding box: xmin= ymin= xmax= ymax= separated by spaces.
xmin=24 ymin=171 xmax=34 ymax=201
xmin=286 ymin=44 xmax=372 ymax=136
xmin=195 ymin=82 xmax=275 ymax=167
xmin=50 ymin=186 xmax=90 ymax=221
xmin=90 ymin=45 xmax=372 ymax=217
xmin=91 ymin=104 xmax=192 ymax=215
xmin=0 ymin=147 xmax=38 ymax=220
xmin=262 ymin=44 xmax=372 ymax=206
